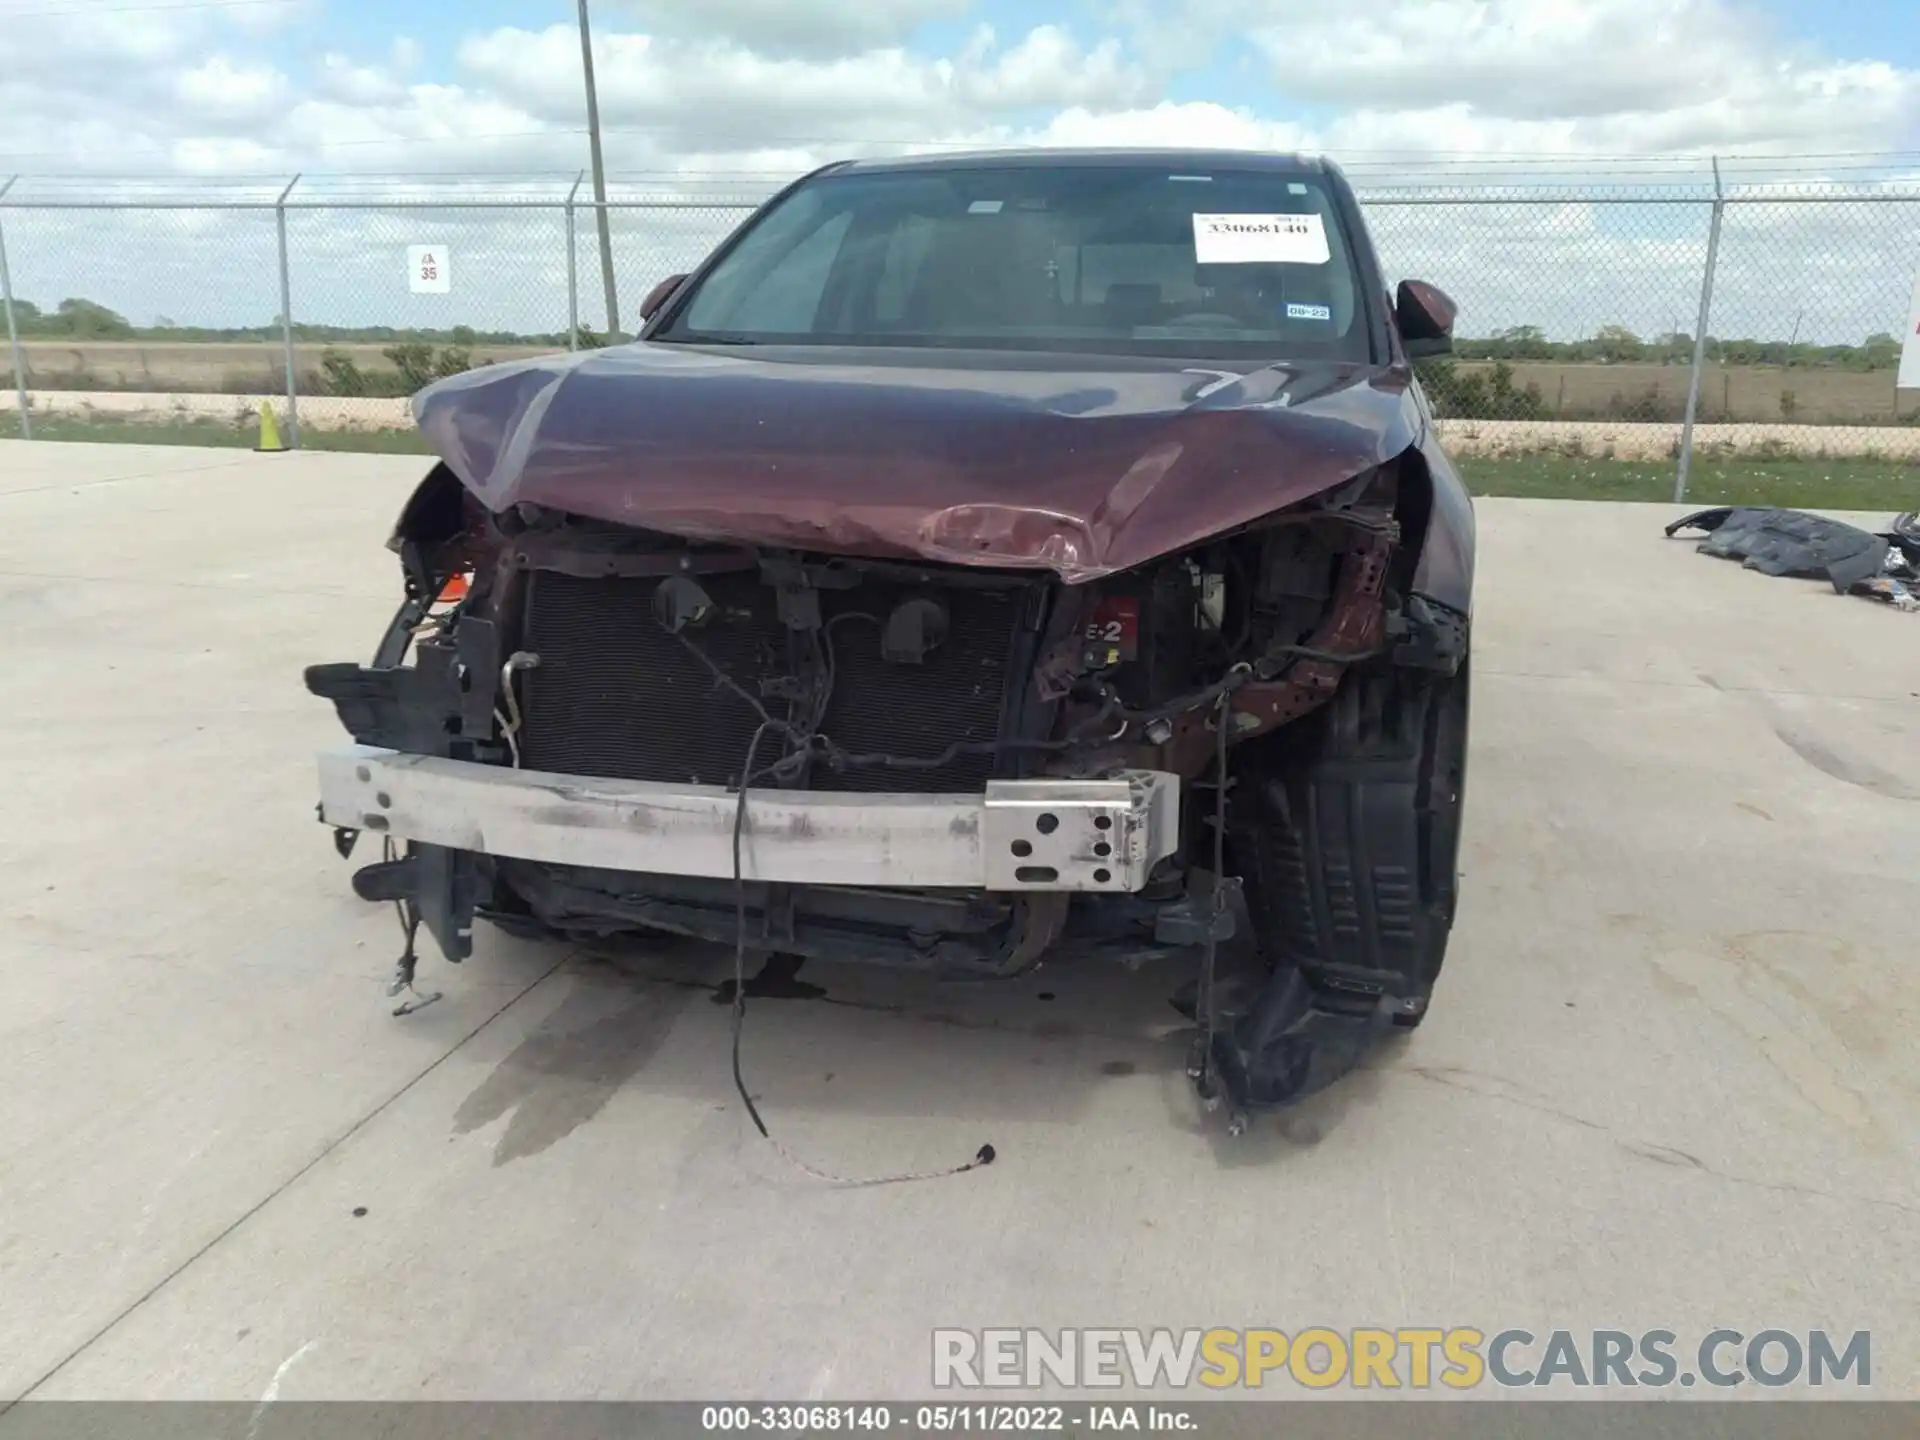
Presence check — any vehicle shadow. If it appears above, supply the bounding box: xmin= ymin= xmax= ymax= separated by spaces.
xmin=457 ymin=925 xmax=1407 ymax=1161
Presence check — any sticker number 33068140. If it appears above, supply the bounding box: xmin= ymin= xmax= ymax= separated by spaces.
xmin=1192 ymin=213 xmax=1330 ymax=266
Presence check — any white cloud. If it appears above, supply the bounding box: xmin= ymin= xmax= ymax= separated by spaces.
xmin=168 ymin=135 xmax=285 ymax=175
xmin=1020 ymin=101 xmax=1312 ymax=153
xmin=1235 ymin=0 xmax=1919 ymax=153
xmin=452 ymin=21 xmax=1148 ymax=149
xmin=0 ymin=0 xmax=1916 ymax=348
xmin=2 ymin=0 xmax=1913 ymax=181
xmin=174 ymin=57 xmax=290 ymax=126
xmin=622 ymin=0 xmax=973 ymax=59
xmin=315 ymin=53 xmax=406 ymax=108
xmin=1 ymin=3 xmax=192 ymax=66
xmin=1252 ymin=0 xmax=1743 ymax=118
xmin=956 ymin=25 xmax=1148 ymax=110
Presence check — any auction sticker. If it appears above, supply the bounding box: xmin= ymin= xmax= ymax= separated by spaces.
xmin=1193 ymin=212 xmax=1329 ymax=265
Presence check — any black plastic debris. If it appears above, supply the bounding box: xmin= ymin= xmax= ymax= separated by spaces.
xmin=1665 ymin=507 xmax=1893 ymax=593
xmin=1667 ymin=506 xmax=1920 ymax=611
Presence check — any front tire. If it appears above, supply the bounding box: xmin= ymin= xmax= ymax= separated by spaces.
xmin=1231 ymin=652 xmax=1470 ymax=1028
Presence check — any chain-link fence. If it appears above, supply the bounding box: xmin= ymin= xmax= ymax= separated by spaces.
xmin=0 ymin=175 xmax=762 ymax=448
xmin=1361 ymin=175 xmax=1920 ymax=492
xmin=3 ymin=169 xmax=1917 ymax=494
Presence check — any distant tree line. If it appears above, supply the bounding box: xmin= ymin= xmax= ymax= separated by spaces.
xmin=1455 ymin=323 xmax=1904 ymax=371
xmin=9 ymin=297 xmax=1908 ymax=372
xmin=1419 ymin=359 xmax=1548 ymax=420
xmin=6 ymin=297 xmax=572 ymax=348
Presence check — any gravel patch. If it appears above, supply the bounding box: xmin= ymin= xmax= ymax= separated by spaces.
xmin=9 ymin=391 xmax=413 ymax=431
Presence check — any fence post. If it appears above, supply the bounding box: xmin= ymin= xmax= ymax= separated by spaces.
xmin=1674 ymin=157 xmax=1724 ymax=504
xmin=565 ymin=171 xmax=583 ymax=351
xmin=0 ymin=177 xmax=29 ymax=441
xmin=276 ymin=173 xmax=301 ymax=449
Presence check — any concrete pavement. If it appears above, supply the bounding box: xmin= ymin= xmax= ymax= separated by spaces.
xmin=1 ymin=440 xmax=1915 ymax=1402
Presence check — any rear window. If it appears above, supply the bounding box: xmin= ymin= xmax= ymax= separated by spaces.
xmin=662 ymin=165 xmax=1372 ymax=361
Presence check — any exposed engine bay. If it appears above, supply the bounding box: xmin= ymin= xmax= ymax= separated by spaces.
xmin=308 ymin=455 xmax=1468 ymax=1127
xmin=304 ymin=148 xmax=1482 ymax=1150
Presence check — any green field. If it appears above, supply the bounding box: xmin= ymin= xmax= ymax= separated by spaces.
xmin=5 ymin=412 xmax=1915 ymax=511
xmin=1464 ymin=454 xmax=1917 ymax=510
xmin=17 ymin=340 xmax=1920 ymax=424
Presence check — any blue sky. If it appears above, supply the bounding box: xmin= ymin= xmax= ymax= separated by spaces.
xmin=5 ymin=0 xmax=1912 ymax=183
xmin=310 ymin=0 xmax=1920 ymax=104
xmin=271 ymin=0 xmax=1920 ymax=149
xmin=1766 ymin=0 xmax=1920 ymax=71
xmin=0 ymin=0 xmax=1913 ymax=343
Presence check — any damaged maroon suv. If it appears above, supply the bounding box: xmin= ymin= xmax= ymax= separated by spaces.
xmin=308 ymin=150 xmax=1472 ymax=1126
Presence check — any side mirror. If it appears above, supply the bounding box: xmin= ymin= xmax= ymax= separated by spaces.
xmin=639 ymin=273 xmax=689 ymax=323
xmin=1396 ymin=279 xmax=1456 ymax=359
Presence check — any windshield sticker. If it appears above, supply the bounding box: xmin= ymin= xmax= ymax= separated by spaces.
xmin=1287 ymin=302 xmax=1333 ymax=321
xmin=1192 ymin=212 xmax=1330 ymax=265
xmin=967 ymin=199 xmax=1004 ymax=214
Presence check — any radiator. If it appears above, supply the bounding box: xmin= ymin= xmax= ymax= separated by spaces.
xmin=516 ymin=569 xmax=1030 ymax=794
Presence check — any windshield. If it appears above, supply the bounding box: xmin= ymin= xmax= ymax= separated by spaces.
xmin=659 ymin=164 xmax=1373 ymax=361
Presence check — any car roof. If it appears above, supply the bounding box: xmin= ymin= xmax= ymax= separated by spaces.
xmin=826 ymin=148 xmax=1334 ymax=178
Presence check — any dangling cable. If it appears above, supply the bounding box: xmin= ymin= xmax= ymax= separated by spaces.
xmin=1195 ymin=688 xmax=1232 ymax=1098
xmin=497 ymin=652 xmax=541 ymax=768
xmin=727 ymin=725 xmax=996 ymax=1186
xmin=382 ymin=836 xmax=442 ymax=1017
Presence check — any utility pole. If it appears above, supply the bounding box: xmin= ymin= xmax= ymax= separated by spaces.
xmin=577 ymin=0 xmax=620 ymax=340
xmin=1674 ymin=155 xmax=1724 ymax=504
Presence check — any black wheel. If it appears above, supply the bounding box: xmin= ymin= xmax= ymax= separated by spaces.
xmin=1230 ymin=651 xmax=1470 ymax=1028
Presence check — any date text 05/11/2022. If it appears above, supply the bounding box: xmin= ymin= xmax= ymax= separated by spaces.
xmin=700 ymin=1404 xmax=1197 ymax=1432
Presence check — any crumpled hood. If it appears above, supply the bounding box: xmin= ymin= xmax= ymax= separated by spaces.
xmin=412 ymin=341 xmax=1422 ymax=583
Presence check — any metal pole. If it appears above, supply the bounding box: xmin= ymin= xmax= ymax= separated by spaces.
xmin=576 ymin=0 xmax=620 ymax=339
xmin=0 ymin=177 xmax=29 ymax=441
xmin=276 ymin=173 xmax=301 ymax=449
xmin=1674 ymin=156 xmax=1723 ymax=504
xmin=565 ymin=171 xmax=583 ymax=351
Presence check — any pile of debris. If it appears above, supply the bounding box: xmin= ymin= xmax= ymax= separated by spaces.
xmin=1666 ymin=507 xmax=1920 ymax=612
